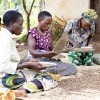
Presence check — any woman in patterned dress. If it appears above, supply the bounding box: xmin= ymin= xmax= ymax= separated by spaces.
xmin=63 ymin=9 xmax=98 ymax=66
xmin=27 ymin=11 xmax=77 ymax=76
xmin=27 ymin=11 xmax=57 ymax=59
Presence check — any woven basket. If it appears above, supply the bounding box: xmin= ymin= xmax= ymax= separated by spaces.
xmin=73 ymin=47 xmax=95 ymax=52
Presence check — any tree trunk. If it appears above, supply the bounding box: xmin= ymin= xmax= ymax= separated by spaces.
xmin=26 ymin=14 xmax=30 ymax=31
xmin=22 ymin=0 xmax=35 ymax=32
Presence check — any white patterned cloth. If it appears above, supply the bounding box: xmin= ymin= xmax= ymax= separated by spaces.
xmin=0 ymin=28 xmax=20 ymax=76
xmin=64 ymin=18 xmax=95 ymax=47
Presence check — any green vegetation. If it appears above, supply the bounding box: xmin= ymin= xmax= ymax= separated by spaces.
xmin=0 ymin=0 xmax=40 ymax=42
xmin=0 ymin=0 xmax=66 ymax=43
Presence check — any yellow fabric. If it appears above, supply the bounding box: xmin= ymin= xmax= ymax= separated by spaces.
xmin=23 ymin=82 xmax=40 ymax=93
xmin=49 ymin=73 xmax=61 ymax=81
xmin=85 ymin=9 xmax=98 ymax=19
xmin=0 ymin=90 xmax=16 ymax=100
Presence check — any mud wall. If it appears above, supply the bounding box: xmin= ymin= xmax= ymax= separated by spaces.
xmin=42 ymin=0 xmax=90 ymax=21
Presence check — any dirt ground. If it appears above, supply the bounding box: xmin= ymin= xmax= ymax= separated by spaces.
xmin=16 ymin=41 xmax=100 ymax=100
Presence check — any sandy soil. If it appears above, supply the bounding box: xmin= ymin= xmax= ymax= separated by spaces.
xmin=18 ymin=66 xmax=100 ymax=100
xmin=16 ymin=41 xmax=100 ymax=100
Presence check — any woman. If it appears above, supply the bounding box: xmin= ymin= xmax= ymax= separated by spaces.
xmin=63 ymin=9 xmax=98 ymax=66
xmin=27 ymin=11 xmax=77 ymax=76
xmin=28 ymin=11 xmax=57 ymax=59
xmin=0 ymin=10 xmax=46 ymax=97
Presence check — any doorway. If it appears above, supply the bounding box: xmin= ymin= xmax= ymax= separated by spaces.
xmin=90 ymin=0 xmax=100 ymax=41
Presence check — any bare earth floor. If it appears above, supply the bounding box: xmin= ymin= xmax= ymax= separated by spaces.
xmin=18 ymin=66 xmax=100 ymax=100
xmin=16 ymin=41 xmax=100 ymax=100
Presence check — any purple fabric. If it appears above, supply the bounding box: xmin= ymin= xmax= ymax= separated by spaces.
xmin=29 ymin=27 xmax=52 ymax=51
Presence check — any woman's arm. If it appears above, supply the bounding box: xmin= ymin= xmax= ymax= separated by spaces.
xmin=28 ymin=34 xmax=57 ymax=58
xmin=87 ymin=35 xmax=93 ymax=46
xmin=17 ymin=60 xmax=46 ymax=70
xmin=68 ymin=38 xmax=80 ymax=48
xmin=49 ymin=30 xmax=53 ymax=50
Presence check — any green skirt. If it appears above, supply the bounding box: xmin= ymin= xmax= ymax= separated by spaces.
xmin=68 ymin=51 xmax=93 ymax=66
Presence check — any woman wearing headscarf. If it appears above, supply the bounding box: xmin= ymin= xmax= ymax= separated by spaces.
xmin=63 ymin=9 xmax=98 ymax=66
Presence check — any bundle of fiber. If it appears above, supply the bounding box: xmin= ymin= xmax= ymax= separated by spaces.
xmin=53 ymin=34 xmax=68 ymax=52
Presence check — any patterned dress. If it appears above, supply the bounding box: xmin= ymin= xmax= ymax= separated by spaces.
xmin=27 ymin=27 xmax=52 ymax=58
xmin=64 ymin=18 xmax=95 ymax=66
xmin=29 ymin=27 xmax=52 ymax=51
xmin=27 ymin=27 xmax=77 ymax=76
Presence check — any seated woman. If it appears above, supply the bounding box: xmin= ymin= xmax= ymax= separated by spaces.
xmin=63 ymin=9 xmax=98 ymax=66
xmin=0 ymin=10 xmax=47 ymax=97
xmin=27 ymin=11 xmax=77 ymax=76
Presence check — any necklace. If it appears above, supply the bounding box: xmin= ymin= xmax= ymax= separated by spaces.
xmin=37 ymin=26 xmax=46 ymax=35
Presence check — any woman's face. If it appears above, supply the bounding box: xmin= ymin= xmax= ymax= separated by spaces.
xmin=11 ymin=16 xmax=23 ymax=35
xmin=81 ymin=18 xmax=90 ymax=29
xmin=39 ymin=16 xmax=52 ymax=31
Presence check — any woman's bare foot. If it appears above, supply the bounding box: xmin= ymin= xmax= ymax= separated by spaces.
xmin=13 ymin=90 xmax=27 ymax=97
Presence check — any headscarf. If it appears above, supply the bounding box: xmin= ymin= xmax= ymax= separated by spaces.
xmin=82 ymin=9 xmax=98 ymax=25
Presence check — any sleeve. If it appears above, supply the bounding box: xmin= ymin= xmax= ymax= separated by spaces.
xmin=72 ymin=32 xmax=93 ymax=44
xmin=73 ymin=27 xmax=95 ymax=44
xmin=77 ymin=23 xmax=95 ymax=43
xmin=0 ymin=34 xmax=18 ymax=74
xmin=63 ymin=20 xmax=73 ymax=34
xmin=90 ymin=23 xmax=95 ymax=36
xmin=28 ymin=28 xmax=36 ymax=37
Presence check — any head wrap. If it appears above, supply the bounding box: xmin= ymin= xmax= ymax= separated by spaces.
xmin=82 ymin=9 xmax=98 ymax=25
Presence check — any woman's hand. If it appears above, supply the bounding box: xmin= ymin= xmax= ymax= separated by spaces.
xmin=29 ymin=58 xmax=39 ymax=62
xmin=68 ymin=39 xmax=80 ymax=48
xmin=88 ymin=44 xmax=93 ymax=48
xmin=28 ymin=61 xmax=46 ymax=70
xmin=47 ymin=51 xmax=58 ymax=58
xmin=18 ymin=59 xmax=46 ymax=70
xmin=73 ymin=42 xmax=80 ymax=48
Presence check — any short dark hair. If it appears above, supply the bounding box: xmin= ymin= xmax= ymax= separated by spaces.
xmin=3 ymin=10 xmax=22 ymax=26
xmin=38 ymin=11 xmax=52 ymax=22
